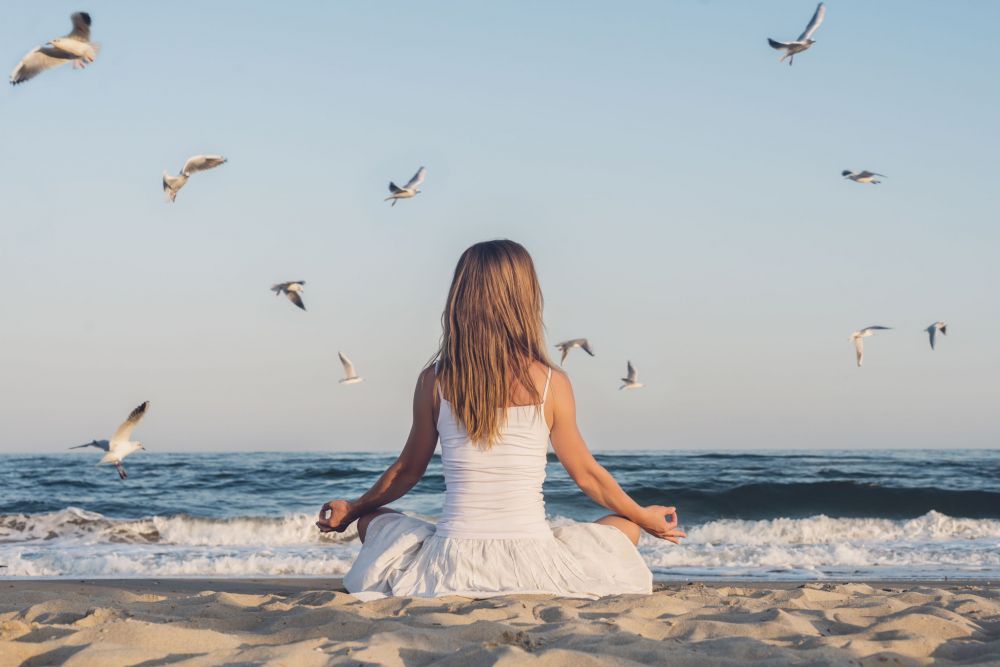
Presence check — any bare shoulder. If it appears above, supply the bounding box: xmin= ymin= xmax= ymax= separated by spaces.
xmin=413 ymin=366 xmax=437 ymax=406
xmin=415 ymin=366 xmax=438 ymax=400
xmin=545 ymin=366 xmax=576 ymax=414
xmin=544 ymin=366 xmax=576 ymax=430
xmin=413 ymin=365 xmax=440 ymax=424
xmin=547 ymin=366 xmax=572 ymax=393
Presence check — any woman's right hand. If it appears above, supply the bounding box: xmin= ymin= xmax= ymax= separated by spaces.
xmin=636 ymin=505 xmax=687 ymax=544
xmin=316 ymin=499 xmax=356 ymax=533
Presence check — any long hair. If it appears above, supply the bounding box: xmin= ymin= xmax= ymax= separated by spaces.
xmin=434 ymin=240 xmax=553 ymax=448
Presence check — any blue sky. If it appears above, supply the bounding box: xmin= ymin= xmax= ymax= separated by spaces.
xmin=1 ymin=1 xmax=997 ymax=452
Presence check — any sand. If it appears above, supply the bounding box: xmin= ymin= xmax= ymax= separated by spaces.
xmin=1 ymin=579 xmax=997 ymax=666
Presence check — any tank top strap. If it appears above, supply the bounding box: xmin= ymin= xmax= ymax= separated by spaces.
xmin=541 ymin=367 xmax=553 ymax=403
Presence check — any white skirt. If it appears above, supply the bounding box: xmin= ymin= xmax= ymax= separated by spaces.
xmin=343 ymin=514 xmax=653 ymax=600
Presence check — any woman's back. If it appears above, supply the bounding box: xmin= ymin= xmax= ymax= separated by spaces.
xmin=330 ymin=240 xmax=673 ymax=600
xmin=436 ymin=368 xmax=552 ymax=539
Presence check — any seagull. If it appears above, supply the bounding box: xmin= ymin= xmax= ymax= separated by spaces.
xmin=850 ymin=326 xmax=892 ymax=367
xmin=768 ymin=2 xmax=825 ymax=66
xmin=385 ymin=167 xmax=426 ymax=206
xmin=925 ymin=321 xmax=947 ymax=350
xmin=69 ymin=401 xmax=149 ymax=480
xmin=272 ymin=281 xmax=306 ymax=311
xmin=555 ymin=338 xmax=594 ymax=366
xmin=842 ymin=170 xmax=886 ymax=185
xmin=162 ymin=155 xmax=227 ymax=202
xmin=10 ymin=12 xmax=100 ymax=86
xmin=338 ymin=351 xmax=363 ymax=385
xmin=620 ymin=361 xmax=644 ymax=391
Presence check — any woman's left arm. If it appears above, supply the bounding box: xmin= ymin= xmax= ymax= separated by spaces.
xmin=317 ymin=367 xmax=438 ymax=533
xmin=548 ymin=370 xmax=686 ymax=543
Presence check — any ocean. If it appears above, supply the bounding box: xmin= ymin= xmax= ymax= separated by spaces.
xmin=1 ymin=450 xmax=998 ymax=581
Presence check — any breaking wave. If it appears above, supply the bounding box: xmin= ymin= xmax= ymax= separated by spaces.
xmin=2 ymin=508 xmax=998 ymax=579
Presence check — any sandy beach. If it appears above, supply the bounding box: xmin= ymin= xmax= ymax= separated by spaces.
xmin=1 ymin=579 xmax=996 ymax=666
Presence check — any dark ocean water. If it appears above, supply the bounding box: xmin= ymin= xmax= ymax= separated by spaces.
xmin=2 ymin=450 xmax=998 ymax=580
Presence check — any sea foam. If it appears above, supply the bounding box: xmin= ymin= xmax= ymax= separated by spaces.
xmin=2 ymin=508 xmax=999 ymax=579
xmin=637 ymin=511 xmax=1000 ymax=579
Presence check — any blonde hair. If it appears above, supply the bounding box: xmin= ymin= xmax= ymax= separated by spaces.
xmin=434 ymin=240 xmax=553 ymax=447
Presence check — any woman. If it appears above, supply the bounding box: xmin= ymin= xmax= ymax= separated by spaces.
xmin=317 ymin=240 xmax=685 ymax=599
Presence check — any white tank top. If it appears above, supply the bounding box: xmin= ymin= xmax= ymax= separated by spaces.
xmin=435 ymin=367 xmax=553 ymax=540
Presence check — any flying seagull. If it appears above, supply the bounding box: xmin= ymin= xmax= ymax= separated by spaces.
xmin=768 ymin=3 xmax=826 ymax=66
xmin=842 ymin=170 xmax=886 ymax=185
xmin=555 ymin=338 xmax=594 ymax=366
xmin=162 ymin=155 xmax=227 ymax=202
xmin=70 ymin=401 xmax=149 ymax=480
xmin=385 ymin=167 xmax=426 ymax=206
xmin=850 ymin=326 xmax=891 ymax=367
xmin=620 ymin=361 xmax=644 ymax=391
xmin=925 ymin=321 xmax=947 ymax=350
xmin=272 ymin=281 xmax=306 ymax=311
xmin=10 ymin=12 xmax=100 ymax=86
xmin=338 ymin=351 xmax=363 ymax=385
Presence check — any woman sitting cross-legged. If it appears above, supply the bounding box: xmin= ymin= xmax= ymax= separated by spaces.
xmin=317 ymin=239 xmax=685 ymax=599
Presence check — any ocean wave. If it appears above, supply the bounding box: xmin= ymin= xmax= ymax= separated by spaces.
xmin=684 ymin=510 xmax=1000 ymax=544
xmin=2 ymin=508 xmax=999 ymax=579
xmin=0 ymin=547 xmax=356 ymax=577
xmin=622 ymin=481 xmax=1000 ymax=520
xmin=5 ymin=507 xmax=1000 ymax=549
xmin=0 ymin=507 xmax=359 ymax=547
xmin=636 ymin=511 xmax=1000 ymax=579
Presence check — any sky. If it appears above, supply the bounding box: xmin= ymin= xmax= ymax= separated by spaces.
xmin=1 ymin=1 xmax=997 ymax=453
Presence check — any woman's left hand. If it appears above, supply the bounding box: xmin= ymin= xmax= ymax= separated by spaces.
xmin=637 ymin=505 xmax=688 ymax=544
xmin=316 ymin=499 xmax=356 ymax=533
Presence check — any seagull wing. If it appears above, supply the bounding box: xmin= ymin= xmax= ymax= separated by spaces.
xmin=580 ymin=340 xmax=595 ymax=356
xmin=70 ymin=439 xmax=110 ymax=451
xmin=10 ymin=46 xmax=77 ymax=85
xmin=181 ymin=155 xmax=227 ymax=176
xmin=767 ymin=38 xmax=790 ymax=51
xmin=626 ymin=361 xmax=637 ymax=382
xmin=286 ymin=291 xmax=306 ymax=311
xmin=339 ymin=351 xmax=357 ymax=378
xmin=388 ymin=182 xmax=403 ymax=194
xmin=271 ymin=282 xmax=289 ymax=293
xmin=111 ymin=401 xmax=149 ymax=445
xmin=858 ymin=171 xmax=886 ymax=179
xmin=928 ymin=326 xmax=936 ymax=350
xmin=798 ymin=2 xmax=826 ymax=41
xmin=404 ymin=167 xmax=427 ymax=190
xmin=863 ymin=326 xmax=892 ymax=332
xmin=68 ymin=12 xmax=92 ymax=41
xmin=854 ymin=337 xmax=864 ymax=367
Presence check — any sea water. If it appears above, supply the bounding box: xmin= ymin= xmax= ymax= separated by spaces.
xmin=1 ymin=450 xmax=997 ymax=580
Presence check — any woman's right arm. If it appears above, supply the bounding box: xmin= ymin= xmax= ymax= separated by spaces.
xmin=548 ymin=370 xmax=686 ymax=543
xmin=316 ymin=367 xmax=439 ymax=533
